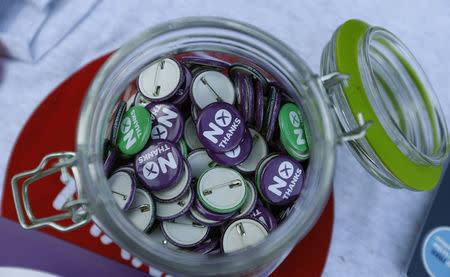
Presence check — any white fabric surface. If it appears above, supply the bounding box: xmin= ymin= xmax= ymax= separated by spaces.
xmin=0 ymin=1 xmax=449 ymax=276
xmin=0 ymin=0 xmax=98 ymax=61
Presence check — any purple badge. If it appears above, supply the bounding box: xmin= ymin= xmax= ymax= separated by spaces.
xmin=244 ymin=75 xmax=255 ymax=124
xmin=193 ymin=196 xmax=237 ymax=222
xmin=259 ymin=155 xmax=304 ymax=205
xmin=228 ymin=63 xmax=268 ymax=93
xmin=134 ymin=140 xmax=183 ymax=191
xmin=196 ymin=102 xmax=245 ymax=153
xmin=181 ymin=56 xmax=230 ymax=70
xmin=234 ymin=71 xmax=248 ymax=120
xmin=193 ymin=238 xmax=219 ymax=254
xmin=104 ymin=149 xmax=117 ymax=177
xmin=171 ymin=63 xmax=192 ymax=105
xmin=189 ymin=206 xmax=223 ymax=227
xmin=206 ymin=128 xmax=252 ymax=166
xmin=146 ymin=102 xmax=184 ymax=143
xmin=263 ymin=86 xmax=281 ymax=141
xmin=250 ymin=205 xmax=277 ymax=232
xmin=254 ymin=81 xmax=264 ymax=131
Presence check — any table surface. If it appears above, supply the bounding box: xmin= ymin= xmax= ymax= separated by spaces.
xmin=1 ymin=1 xmax=449 ymax=276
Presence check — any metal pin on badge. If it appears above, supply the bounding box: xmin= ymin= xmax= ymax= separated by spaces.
xmin=202 ymin=179 xmax=242 ymax=196
xmin=201 ymin=76 xmax=223 ymax=102
xmin=112 ymin=190 xmax=128 ymax=200
xmin=128 ymin=204 xmax=151 ymax=213
xmin=153 ymin=60 xmax=165 ymax=96
xmin=167 ymin=220 xmax=206 ymax=228
xmin=236 ymin=222 xmax=246 ymax=236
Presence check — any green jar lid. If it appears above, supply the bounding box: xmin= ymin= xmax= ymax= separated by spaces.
xmin=117 ymin=106 xmax=152 ymax=156
xmin=278 ymin=103 xmax=309 ymax=154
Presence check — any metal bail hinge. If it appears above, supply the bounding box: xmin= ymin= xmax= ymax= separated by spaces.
xmin=11 ymin=151 xmax=91 ymax=232
xmin=339 ymin=113 xmax=373 ymax=143
xmin=319 ymin=72 xmax=350 ymax=91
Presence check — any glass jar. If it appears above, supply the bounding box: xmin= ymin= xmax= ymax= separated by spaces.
xmin=11 ymin=17 xmax=448 ymax=276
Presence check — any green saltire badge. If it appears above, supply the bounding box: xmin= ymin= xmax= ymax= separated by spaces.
xmin=278 ymin=103 xmax=309 ymax=153
xmin=117 ymin=106 xmax=152 ymax=156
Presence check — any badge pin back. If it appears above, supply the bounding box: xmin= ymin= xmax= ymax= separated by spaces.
xmin=117 ymin=106 xmax=152 ymax=156
xmin=221 ymin=218 xmax=268 ymax=254
xmin=196 ymin=102 xmax=245 ymax=153
xmin=110 ymin=101 xmax=127 ymax=147
xmin=197 ymin=167 xmax=247 ymax=214
xmin=228 ymin=63 xmax=268 ymax=94
xmin=134 ymin=140 xmax=183 ymax=191
xmin=155 ymin=187 xmax=194 ymax=221
xmin=278 ymin=103 xmax=309 ymax=153
xmin=108 ymin=168 xmax=137 ymax=210
xmin=193 ymin=195 xmax=237 ymax=222
xmin=244 ymin=74 xmax=255 ymax=123
xmin=264 ymin=86 xmax=281 ymax=141
xmin=184 ymin=117 xmax=204 ymax=151
xmin=151 ymin=159 xmax=191 ymax=203
xmin=190 ymin=70 xmax=235 ymax=109
xmin=235 ymin=129 xmax=268 ymax=174
xmin=254 ymin=81 xmax=264 ymax=131
xmin=250 ymin=205 xmax=277 ymax=232
xmin=206 ymin=128 xmax=252 ymax=167
xmin=189 ymin=206 xmax=223 ymax=227
xmin=146 ymin=102 xmax=184 ymax=143
xmin=187 ymin=149 xmax=215 ymax=182
xmin=258 ymin=155 xmax=305 ymax=205
xmin=192 ymin=238 xmax=219 ymax=254
xmin=181 ymin=56 xmax=230 ymax=70
xmin=138 ymin=58 xmax=184 ymax=102
xmin=170 ymin=63 xmax=192 ymax=105
xmin=125 ymin=188 xmax=155 ymax=232
xmin=161 ymin=214 xmax=210 ymax=248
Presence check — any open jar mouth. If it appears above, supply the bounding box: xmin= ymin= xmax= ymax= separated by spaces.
xmin=358 ymin=27 xmax=449 ymax=166
xmin=76 ymin=17 xmax=335 ymax=276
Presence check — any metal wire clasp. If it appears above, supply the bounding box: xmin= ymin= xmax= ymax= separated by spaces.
xmin=11 ymin=151 xmax=91 ymax=232
xmin=318 ymin=72 xmax=373 ymax=144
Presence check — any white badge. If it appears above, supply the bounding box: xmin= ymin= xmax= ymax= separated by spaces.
xmin=222 ymin=218 xmax=268 ymax=253
xmin=125 ymin=188 xmax=155 ymax=232
xmin=191 ymin=71 xmax=235 ymax=109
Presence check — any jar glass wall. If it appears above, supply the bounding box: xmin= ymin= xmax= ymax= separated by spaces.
xmin=75 ymin=17 xmax=336 ymax=276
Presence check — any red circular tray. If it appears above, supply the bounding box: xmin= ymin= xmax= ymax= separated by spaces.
xmin=1 ymin=53 xmax=334 ymax=277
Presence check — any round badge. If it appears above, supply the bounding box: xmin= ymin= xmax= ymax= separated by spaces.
xmin=151 ymin=159 xmax=191 ymax=203
xmin=125 ymin=188 xmax=155 ymax=232
xmin=263 ymin=86 xmax=281 ymax=141
xmin=258 ymin=155 xmax=304 ymax=205
xmin=134 ymin=140 xmax=183 ymax=191
xmin=161 ymin=214 xmax=209 ymax=248
xmin=190 ymin=70 xmax=235 ymax=109
xmin=146 ymin=102 xmax=184 ymax=143
xmin=196 ymin=102 xmax=245 ymax=153
xmin=280 ymin=133 xmax=310 ymax=161
xmin=176 ymin=138 xmax=188 ymax=158
xmin=234 ymin=72 xmax=248 ymax=121
xmin=183 ymin=117 xmax=204 ymax=150
xmin=187 ymin=149 xmax=216 ymax=182
xmin=244 ymin=75 xmax=255 ymax=123
xmin=197 ymin=167 xmax=247 ymax=214
xmin=108 ymin=169 xmax=136 ymax=210
xmin=254 ymin=153 xmax=279 ymax=186
xmin=254 ymin=81 xmax=264 ymax=132
xmin=193 ymin=238 xmax=219 ymax=254
xmin=279 ymin=103 xmax=309 ymax=153
xmin=206 ymin=128 xmax=252 ymax=166
xmin=236 ymin=129 xmax=268 ymax=173
xmin=155 ymin=188 xmax=194 ymax=221
xmin=134 ymin=92 xmax=151 ymax=107
xmin=191 ymin=103 xmax=199 ymax=123
xmin=228 ymin=63 xmax=268 ymax=93
xmin=250 ymin=205 xmax=277 ymax=232
xmin=181 ymin=56 xmax=230 ymax=70
xmin=117 ymin=106 xmax=152 ymax=156
xmin=170 ymin=63 xmax=192 ymax=105
xmin=148 ymin=224 xmax=180 ymax=251
xmin=231 ymin=180 xmax=258 ymax=219
xmin=104 ymin=149 xmax=117 ymax=176
xmin=189 ymin=206 xmax=223 ymax=227
xmin=110 ymin=101 xmax=127 ymax=147
xmin=138 ymin=58 xmax=184 ymax=102
xmin=193 ymin=196 xmax=237 ymax=222
xmin=221 ymin=218 xmax=268 ymax=254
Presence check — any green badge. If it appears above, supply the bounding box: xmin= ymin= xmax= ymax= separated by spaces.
xmin=177 ymin=138 xmax=188 ymax=158
xmin=278 ymin=103 xmax=309 ymax=153
xmin=117 ymin=106 xmax=152 ymax=156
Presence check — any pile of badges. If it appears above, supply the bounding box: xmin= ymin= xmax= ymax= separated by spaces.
xmin=103 ymin=54 xmax=310 ymax=254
